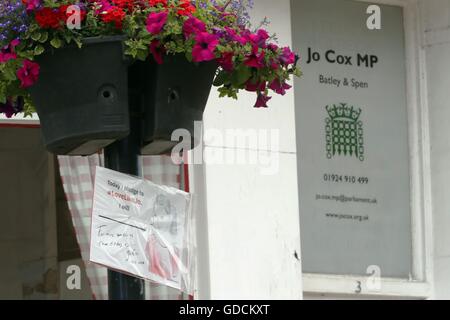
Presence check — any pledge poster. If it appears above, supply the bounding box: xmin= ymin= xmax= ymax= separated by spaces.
xmin=292 ymin=0 xmax=412 ymax=277
xmin=89 ymin=167 xmax=192 ymax=292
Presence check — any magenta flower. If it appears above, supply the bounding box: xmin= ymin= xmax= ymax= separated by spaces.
xmin=0 ymin=39 xmax=20 ymax=64
xmin=254 ymin=93 xmax=271 ymax=108
xmin=269 ymin=59 xmax=279 ymax=71
xmin=16 ymin=59 xmax=40 ymax=88
xmin=268 ymin=43 xmax=279 ymax=52
xmin=192 ymin=32 xmax=219 ymax=63
xmin=217 ymin=52 xmax=234 ymax=72
xmin=245 ymin=80 xmax=266 ymax=92
xmin=244 ymin=46 xmax=265 ymax=69
xmin=247 ymin=29 xmax=269 ymax=48
xmin=93 ymin=0 xmax=112 ymax=14
xmin=280 ymin=47 xmax=296 ymax=65
xmin=183 ymin=17 xmax=206 ymax=38
xmin=0 ymin=96 xmax=24 ymax=118
xmin=225 ymin=27 xmax=248 ymax=45
xmin=0 ymin=51 xmax=16 ymax=63
xmin=23 ymin=0 xmax=41 ymax=11
xmin=269 ymin=79 xmax=292 ymax=95
xmin=150 ymin=40 xmax=165 ymax=65
xmin=146 ymin=11 xmax=168 ymax=35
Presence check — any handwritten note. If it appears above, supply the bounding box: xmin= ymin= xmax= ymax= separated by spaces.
xmin=89 ymin=167 xmax=192 ymax=292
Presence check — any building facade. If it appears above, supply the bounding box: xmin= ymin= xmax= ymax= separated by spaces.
xmin=1 ymin=0 xmax=450 ymax=300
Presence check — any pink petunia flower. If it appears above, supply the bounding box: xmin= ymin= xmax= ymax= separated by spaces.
xmin=225 ymin=27 xmax=248 ymax=45
xmin=244 ymin=46 xmax=265 ymax=69
xmin=245 ymin=80 xmax=266 ymax=92
xmin=268 ymin=43 xmax=279 ymax=52
xmin=269 ymin=79 xmax=292 ymax=95
xmin=0 ymin=96 xmax=24 ymax=118
xmin=247 ymin=29 xmax=269 ymax=48
xmin=268 ymin=60 xmax=279 ymax=71
xmin=183 ymin=17 xmax=206 ymax=38
xmin=280 ymin=47 xmax=296 ymax=65
xmin=0 ymin=39 xmax=20 ymax=63
xmin=150 ymin=40 xmax=165 ymax=65
xmin=146 ymin=11 xmax=168 ymax=34
xmin=254 ymin=93 xmax=271 ymax=108
xmin=192 ymin=32 xmax=219 ymax=63
xmin=16 ymin=59 xmax=40 ymax=88
xmin=217 ymin=52 xmax=234 ymax=72
xmin=22 ymin=0 xmax=41 ymax=11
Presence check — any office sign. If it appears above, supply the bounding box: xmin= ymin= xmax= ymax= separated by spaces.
xmin=292 ymin=0 xmax=412 ymax=277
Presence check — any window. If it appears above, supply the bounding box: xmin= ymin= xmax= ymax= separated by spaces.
xmin=292 ymin=0 xmax=432 ymax=298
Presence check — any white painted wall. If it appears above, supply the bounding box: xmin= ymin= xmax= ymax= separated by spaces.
xmin=194 ymin=0 xmax=303 ymax=300
xmin=196 ymin=0 xmax=450 ymax=300
xmin=420 ymin=0 xmax=450 ymax=300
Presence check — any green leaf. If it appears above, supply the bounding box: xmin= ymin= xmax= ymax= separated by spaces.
xmin=39 ymin=32 xmax=49 ymax=43
xmin=231 ymin=65 xmax=252 ymax=87
xmin=213 ymin=70 xmax=229 ymax=87
xmin=185 ymin=51 xmax=193 ymax=63
xmin=31 ymin=32 xmax=42 ymax=41
xmin=136 ymin=50 xmax=147 ymax=61
xmin=50 ymin=37 xmax=62 ymax=49
xmin=34 ymin=45 xmax=45 ymax=56
xmin=0 ymin=84 xmax=6 ymax=104
xmin=74 ymin=38 xmax=83 ymax=49
xmin=3 ymin=68 xmax=16 ymax=81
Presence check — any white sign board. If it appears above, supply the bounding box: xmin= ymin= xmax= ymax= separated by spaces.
xmin=90 ymin=167 xmax=192 ymax=292
xmin=292 ymin=0 xmax=412 ymax=277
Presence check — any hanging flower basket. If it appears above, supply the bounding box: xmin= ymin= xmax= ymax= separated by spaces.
xmin=140 ymin=54 xmax=217 ymax=155
xmin=28 ymin=36 xmax=130 ymax=155
xmin=0 ymin=0 xmax=300 ymax=155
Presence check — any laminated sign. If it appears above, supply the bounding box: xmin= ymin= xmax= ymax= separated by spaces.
xmin=90 ymin=167 xmax=193 ymax=293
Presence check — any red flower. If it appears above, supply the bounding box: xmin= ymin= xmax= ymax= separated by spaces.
xmin=35 ymin=7 xmax=62 ymax=29
xmin=112 ymin=0 xmax=136 ymax=12
xmin=150 ymin=40 xmax=165 ymax=65
xmin=177 ymin=0 xmax=196 ymax=16
xmin=17 ymin=60 xmax=40 ymax=88
xmin=148 ymin=0 xmax=167 ymax=7
xmin=59 ymin=4 xmax=87 ymax=23
xmin=102 ymin=6 xmax=126 ymax=29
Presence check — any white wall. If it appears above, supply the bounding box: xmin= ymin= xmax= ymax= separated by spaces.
xmin=420 ymin=0 xmax=450 ymax=300
xmin=196 ymin=0 xmax=450 ymax=300
xmin=195 ymin=0 xmax=303 ymax=300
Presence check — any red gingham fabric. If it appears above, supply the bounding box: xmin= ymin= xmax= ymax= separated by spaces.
xmin=58 ymin=154 xmax=186 ymax=300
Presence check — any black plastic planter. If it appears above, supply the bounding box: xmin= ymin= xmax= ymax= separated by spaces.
xmin=140 ymin=55 xmax=217 ymax=155
xmin=29 ymin=36 xmax=130 ymax=155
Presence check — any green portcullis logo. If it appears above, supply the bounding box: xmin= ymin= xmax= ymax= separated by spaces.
xmin=325 ymin=103 xmax=364 ymax=161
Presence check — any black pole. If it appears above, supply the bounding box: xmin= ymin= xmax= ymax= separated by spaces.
xmin=104 ymin=137 xmax=146 ymax=300
xmin=104 ymin=63 xmax=146 ymax=300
